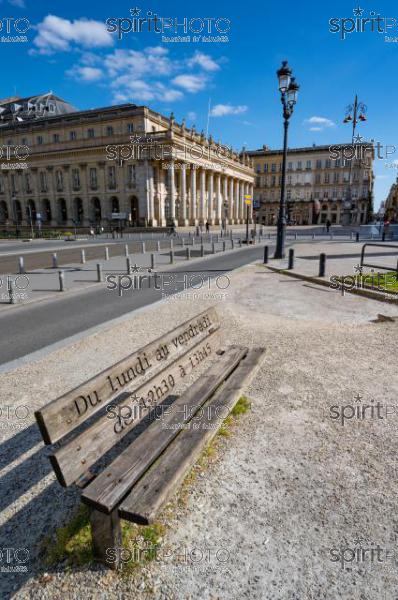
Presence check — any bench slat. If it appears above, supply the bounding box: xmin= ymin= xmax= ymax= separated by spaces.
xmin=35 ymin=307 xmax=219 ymax=444
xmin=81 ymin=346 xmax=248 ymax=513
xmin=50 ymin=329 xmax=221 ymax=487
xmin=118 ymin=348 xmax=265 ymax=525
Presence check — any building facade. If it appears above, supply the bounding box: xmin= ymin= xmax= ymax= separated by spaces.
xmin=384 ymin=178 xmax=398 ymax=222
xmin=247 ymin=144 xmax=374 ymax=226
xmin=0 ymin=93 xmax=254 ymax=229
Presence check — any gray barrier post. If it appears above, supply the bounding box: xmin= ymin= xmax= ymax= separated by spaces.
xmin=58 ymin=270 xmax=65 ymax=292
xmin=186 ymin=247 xmax=190 ymax=260
xmin=96 ymin=263 xmax=103 ymax=282
xmin=201 ymin=245 xmax=204 ymax=257
xmin=151 ymin=253 xmax=155 ymax=270
xmin=81 ymin=249 xmax=85 ymax=264
xmin=263 ymin=246 xmax=268 ymax=264
xmin=18 ymin=257 xmax=25 ymax=274
xmin=170 ymin=250 xmax=174 ymax=264
xmin=105 ymin=247 xmax=109 ymax=261
xmin=125 ymin=244 xmax=129 ymax=257
xmin=8 ymin=278 xmax=15 ymax=304
xmin=52 ymin=253 xmax=58 ymax=268
xmin=126 ymin=257 xmax=131 ymax=273
xmin=288 ymin=248 xmax=295 ymax=270
xmin=319 ymin=253 xmax=326 ymax=277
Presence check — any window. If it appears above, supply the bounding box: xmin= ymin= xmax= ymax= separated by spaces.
xmin=70 ymin=131 xmax=76 ymax=140
xmin=324 ymin=174 xmax=330 ymax=183
xmin=127 ymin=123 xmax=134 ymax=133
xmin=334 ymin=159 xmax=341 ymax=167
xmin=25 ymin=173 xmax=31 ymax=193
xmin=316 ymin=159 xmax=322 ymax=169
xmin=256 ymin=177 xmax=260 ymax=187
xmin=106 ymin=126 xmax=114 ymax=136
xmin=315 ymin=174 xmax=321 ymax=184
xmin=72 ymin=169 xmax=80 ymax=190
xmin=271 ymin=175 xmax=276 ymax=186
xmin=325 ymin=159 xmax=331 ymax=169
xmin=323 ymin=190 xmax=328 ymax=198
xmin=37 ymin=136 xmax=43 ymax=145
xmin=332 ymin=188 xmax=337 ymax=198
xmin=306 ymin=160 xmax=311 ymax=169
xmin=90 ymin=168 xmax=97 ymax=189
xmin=108 ymin=166 xmax=116 ymax=189
xmin=256 ymin=166 xmax=261 ymax=173
xmin=11 ymin=174 xmax=17 ymax=193
xmin=288 ymin=162 xmax=293 ymax=171
xmin=56 ymin=170 xmax=63 ymax=192
xmin=39 ymin=171 xmax=47 ymax=192
xmin=271 ymin=163 xmax=276 ymax=172
xmin=48 ymin=103 xmax=55 ymax=113
xmin=87 ymin=128 xmax=95 ymax=138
xmin=53 ymin=134 xmax=60 ymax=143
xmin=297 ymin=161 xmax=302 ymax=170
xmin=263 ymin=163 xmax=268 ymax=172
xmin=7 ymin=139 xmax=12 ymax=146
xmin=333 ymin=173 xmax=339 ymax=183
xmin=21 ymin=138 xmax=27 ymax=145
xmin=287 ymin=175 xmax=292 ymax=184
xmin=0 ymin=176 xmax=3 ymax=193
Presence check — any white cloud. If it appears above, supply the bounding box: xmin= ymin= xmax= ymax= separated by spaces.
xmin=104 ymin=47 xmax=172 ymax=78
xmin=8 ymin=0 xmax=25 ymax=7
xmin=187 ymin=111 xmax=197 ymax=122
xmin=210 ymin=104 xmax=248 ymax=117
xmin=187 ymin=52 xmax=220 ymax=72
xmin=304 ymin=116 xmax=335 ymax=131
xmin=32 ymin=15 xmax=114 ymax=55
xmin=111 ymin=79 xmax=183 ymax=104
xmin=67 ymin=66 xmax=103 ymax=82
xmin=172 ymin=74 xmax=207 ymax=93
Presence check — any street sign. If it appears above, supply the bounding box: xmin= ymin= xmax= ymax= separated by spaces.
xmin=245 ymin=199 xmax=252 ymax=205
xmin=244 ymin=194 xmax=252 ymax=199
xmin=110 ymin=212 xmax=128 ymax=220
xmin=253 ymin=199 xmax=261 ymax=209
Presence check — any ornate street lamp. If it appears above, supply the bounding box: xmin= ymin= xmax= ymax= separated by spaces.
xmin=274 ymin=61 xmax=300 ymax=258
xmin=342 ymin=94 xmax=367 ymax=226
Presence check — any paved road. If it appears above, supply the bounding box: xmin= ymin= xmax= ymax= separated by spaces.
xmin=0 ymin=243 xmax=270 ymax=366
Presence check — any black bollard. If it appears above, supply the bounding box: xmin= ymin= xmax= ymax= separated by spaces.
xmin=319 ymin=253 xmax=326 ymax=277
xmin=356 ymin=232 xmax=359 ymax=242
xmin=263 ymin=246 xmax=269 ymax=264
xmin=288 ymin=248 xmax=294 ymax=270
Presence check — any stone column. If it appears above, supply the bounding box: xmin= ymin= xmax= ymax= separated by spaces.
xmin=190 ymin=167 xmax=197 ymax=224
xmin=235 ymin=180 xmax=240 ymax=223
xmin=240 ymin=181 xmax=245 ymax=222
xmin=168 ymin=160 xmax=176 ymax=225
xmin=215 ymin=173 xmax=222 ymax=225
xmin=199 ymin=169 xmax=206 ymax=223
xmin=229 ymin=178 xmax=234 ymax=224
xmin=223 ymin=176 xmax=228 ymax=225
xmin=208 ymin=171 xmax=214 ymax=224
xmin=45 ymin=166 xmax=57 ymax=226
xmin=179 ymin=164 xmax=188 ymax=225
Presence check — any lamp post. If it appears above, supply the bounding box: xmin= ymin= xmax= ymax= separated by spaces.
xmin=274 ymin=61 xmax=299 ymax=259
xmin=342 ymin=94 xmax=367 ymax=226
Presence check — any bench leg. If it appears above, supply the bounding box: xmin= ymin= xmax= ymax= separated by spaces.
xmin=89 ymin=507 xmax=122 ymax=570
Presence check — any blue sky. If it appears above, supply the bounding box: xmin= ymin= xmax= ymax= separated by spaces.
xmin=1 ymin=0 xmax=397 ymax=209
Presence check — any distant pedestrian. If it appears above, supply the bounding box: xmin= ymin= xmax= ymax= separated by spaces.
xmin=326 ymin=219 xmax=331 ymax=233
xmin=205 ymin=221 xmax=210 ymax=233
xmin=196 ymin=225 xmax=200 ymax=237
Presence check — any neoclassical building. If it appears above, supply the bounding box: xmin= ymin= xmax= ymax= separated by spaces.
xmin=384 ymin=177 xmax=398 ymax=222
xmin=0 ymin=93 xmax=254 ymax=229
xmin=248 ymin=144 xmax=374 ymax=226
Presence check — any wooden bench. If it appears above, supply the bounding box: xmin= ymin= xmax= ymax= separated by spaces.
xmin=35 ymin=307 xmax=264 ymax=569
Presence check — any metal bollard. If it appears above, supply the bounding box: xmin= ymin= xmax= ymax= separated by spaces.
xmin=105 ymin=247 xmax=109 ymax=260
xmin=350 ymin=232 xmax=354 ymax=240
xmin=356 ymin=232 xmax=360 ymax=242
xmin=81 ymin=249 xmax=86 ymax=264
xmin=157 ymin=240 xmax=161 ymax=252
xmin=216 ymin=234 xmax=219 ymax=243
xmin=312 ymin=233 xmax=315 ymax=240
xmin=288 ymin=248 xmax=295 ymax=270
xmin=126 ymin=257 xmax=131 ymax=273
xmin=263 ymin=245 xmax=269 ymax=264
xmin=141 ymin=241 xmax=146 ymax=254
xmin=170 ymin=250 xmax=174 ymax=264
xmin=96 ymin=263 xmax=103 ymax=282
xmin=223 ymin=241 xmax=226 ymax=252
xmin=231 ymin=239 xmax=235 ymax=249
xmin=18 ymin=256 xmax=25 ymax=274
xmin=186 ymin=247 xmax=190 ymax=260
xmin=212 ymin=242 xmax=215 ymax=254
xmin=58 ymin=270 xmax=65 ymax=292
xmin=295 ymin=233 xmax=298 ymax=240
xmin=125 ymin=244 xmax=129 ymax=257
xmin=192 ymin=237 xmax=195 ymax=246
xmin=319 ymin=253 xmax=326 ymax=277
xmin=170 ymin=239 xmax=173 ymax=250
xmin=8 ymin=278 xmax=15 ymax=304
xmin=151 ymin=253 xmax=155 ymax=270
xmin=382 ymin=232 xmax=386 ymax=242
xmin=239 ymin=238 xmax=242 ymax=247
xmin=201 ymin=245 xmax=204 ymax=257
xmin=230 ymin=230 xmax=233 ymax=239
xmin=52 ymin=253 xmax=58 ymax=269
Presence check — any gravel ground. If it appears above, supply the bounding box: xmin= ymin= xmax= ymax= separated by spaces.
xmin=1 ymin=260 xmax=398 ymax=600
